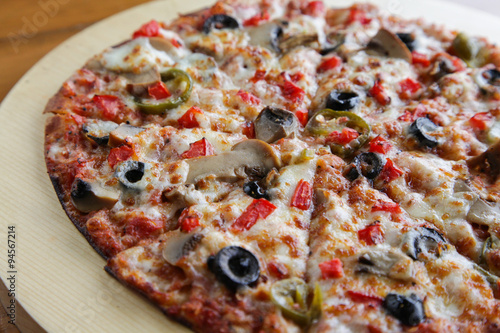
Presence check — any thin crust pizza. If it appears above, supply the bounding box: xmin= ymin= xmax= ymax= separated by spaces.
xmin=44 ymin=0 xmax=500 ymax=332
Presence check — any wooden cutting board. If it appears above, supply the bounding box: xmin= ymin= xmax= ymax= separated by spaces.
xmin=0 ymin=0 xmax=499 ymax=332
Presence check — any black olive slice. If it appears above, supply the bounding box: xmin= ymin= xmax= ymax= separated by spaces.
xmin=115 ymin=161 xmax=146 ymax=189
xmin=409 ymin=117 xmax=438 ymax=148
xmin=243 ymin=180 xmax=269 ymax=200
xmin=483 ymin=69 xmax=500 ymax=86
xmin=208 ymin=246 xmax=260 ymax=290
xmin=396 ymin=33 xmax=416 ymax=52
xmin=254 ymin=106 xmax=298 ymax=143
xmin=325 ymin=91 xmax=360 ymax=111
xmin=405 ymin=227 xmax=446 ymax=260
xmin=383 ymin=293 xmax=425 ymax=327
xmin=345 ymin=152 xmax=384 ymax=181
xmin=203 ymin=14 xmax=240 ymax=34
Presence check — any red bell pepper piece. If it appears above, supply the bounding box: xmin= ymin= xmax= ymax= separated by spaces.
xmin=319 ymin=258 xmax=344 ymax=279
xmin=369 ymin=136 xmax=392 ymax=154
xmin=378 ymin=159 xmax=403 ymax=182
xmin=148 ymin=81 xmax=171 ymax=100
xmin=108 ymin=145 xmax=134 ymax=168
xmin=232 ymin=199 xmax=276 ymax=232
xmin=326 ymin=128 xmax=359 ymax=145
xmin=372 ymin=200 xmax=402 ymax=214
xmin=317 ymin=56 xmax=342 ymax=73
xmin=290 ymin=179 xmax=312 ymax=210
xmin=178 ymin=106 xmax=203 ymax=129
xmin=369 ymin=80 xmax=391 ymax=106
xmin=132 ymin=20 xmax=161 ymax=38
xmin=358 ymin=222 xmax=384 ymax=245
xmin=180 ymin=138 xmax=215 ymax=159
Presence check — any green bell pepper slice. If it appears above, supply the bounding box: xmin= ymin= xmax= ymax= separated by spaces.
xmin=135 ymin=68 xmax=193 ymax=114
xmin=306 ymin=109 xmax=371 ymax=158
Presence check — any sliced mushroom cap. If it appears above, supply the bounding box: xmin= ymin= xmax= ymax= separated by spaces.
xmin=185 ymin=139 xmax=281 ymax=184
xmin=70 ymin=178 xmax=120 ymax=213
xmin=248 ymin=21 xmax=283 ymax=53
xmin=123 ymin=67 xmax=161 ymax=96
xmin=356 ymin=248 xmax=415 ymax=282
xmin=254 ymin=106 xmax=299 ymax=143
xmin=162 ymin=231 xmax=204 ymax=266
xmin=279 ymin=33 xmax=318 ymax=53
xmin=366 ymin=28 xmax=412 ymax=62
xmin=466 ymin=199 xmax=500 ymax=226
xmin=467 ymin=140 xmax=500 ymax=180
xmin=108 ymin=123 xmax=145 ymax=147
xmin=475 ymin=68 xmax=500 ymax=94
xmin=82 ymin=119 xmax=119 ymax=145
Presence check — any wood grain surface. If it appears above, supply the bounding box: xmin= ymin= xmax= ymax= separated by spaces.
xmin=0 ymin=0 xmax=151 ymax=103
xmin=0 ymin=0 xmax=499 ymax=332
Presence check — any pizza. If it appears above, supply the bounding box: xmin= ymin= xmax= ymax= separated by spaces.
xmin=43 ymin=0 xmax=500 ymax=332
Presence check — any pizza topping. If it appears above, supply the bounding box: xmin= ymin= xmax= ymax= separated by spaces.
xmin=320 ymin=33 xmax=345 ymax=55
xmin=254 ymin=106 xmax=298 ymax=143
xmin=135 ymin=69 xmax=193 ymax=114
xmin=290 ymin=179 xmax=312 ymax=210
xmin=132 ymin=20 xmax=161 ymax=39
xmin=403 ymin=227 xmax=446 ymax=261
xmin=108 ymin=123 xmax=145 ymax=147
xmin=70 ymin=178 xmax=120 ymax=213
xmin=357 ymin=249 xmax=415 ymax=282
xmin=207 ymin=246 xmax=260 ymax=290
xmin=82 ymin=119 xmax=118 ymax=145
xmin=243 ymin=180 xmax=269 ymax=200
xmin=185 ymin=139 xmax=281 ymax=184
xmin=148 ymin=81 xmax=171 ymax=100
xmin=243 ymin=11 xmax=270 ymax=27
xmin=162 ymin=232 xmax=204 ymax=266
xmin=247 ymin=21 xmax=283 ymax=53
xmin=475 ymin=68 xmax=500 ymax=94
xmin=181 ymin=138 xmax=215 ymax=159
xmin=369 ymin=79 xmax=391 ymax=106
xmin=317 ymin=56 xmax=342 ymax=73
xmin=369 ymin=136 xmax=392 ymax=154
xmin=279 ymin=33 xmax=318 ymax=53
xmin=378 ymin=158 xmax=403 ymax=182
xmin=270 ymin=278 xmax=322 ymax=326
xmin=451 ymin=32 xmax=486 ymax=67
xmin=467 ymin=140 xmax=500 ymax=180
xmin=395 ymin=33 xmax=416 ymax=52
xmin=325 ymin=91 xmax=360 ymax=111
xmin=202 ymin=14 xmax=240 ymax=34
xmin=383 ymin=293 xmax=425 ymax=327
xmin=115 ymin=161 xmax=148 ymax=190
xmin=466 ymin=198 xmax=500 ymax=226
xmin=319 ymin=258 xmax=344 ymax=279
xmin=178 ymin=106 xmax=203 ymax=129
xmin=347 ymin=290 xmax=383 ymax=306
xmin=232 ymin=198 xmax=276 ymax=231
xmin=409 ymin=117 xmax=439 ymax=148
xmin=124 ymin=67 xmax=161 ymax=96
xmin=108 ymin=145 xmax=134 ymax=169
xmin=178 ymin=208 xmax=201 ymax=232
xmin=306 ymin=109 xmax=371 ymax=158
xmin=358 ymin=222 xmax=384 ymax=246
xmin=366 ymin=28 xmax=412 ymax=63
xmin=92 ymin=95 xmax=123 ymax=121
xmin=345 ymin=152 xmax=384 ymax=180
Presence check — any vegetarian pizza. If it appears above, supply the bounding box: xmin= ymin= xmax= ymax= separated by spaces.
xmin=43 ymin=0 xmax=500 ymax=332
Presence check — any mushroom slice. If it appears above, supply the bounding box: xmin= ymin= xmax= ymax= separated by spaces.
xmin=82 ymin=119 xmax=119 ymax=145
xmin=108 ymin=123 xmax=145 ymax=147
xmin=185 ymin=139 xmax=281 ymax=184
xmin=123 ymin=67 xmax=161 ymax=96
xmin=162 ymin=231 xmax=204 ymax=266
xmin=70 ymin=178 xmax=120 ymax=213
xmin=366 ymin=28 xmax=412 ymax=62
xmin=356 ymin=248 xmax=416 ymax=282
xmin=467 ymin=140 xmax=500 ymax=180
xmin=254 ymin=106 xmax=299 ymax=143
xmin=248 ymin=21 xmax=283 ymax=53
xmin=466 ymin=199 xmax=500 ymax=226
xmin=279 ymin=33 xmax=318 ymax=53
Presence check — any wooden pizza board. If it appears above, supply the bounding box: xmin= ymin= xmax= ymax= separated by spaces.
xmin=0 ymin=0 xmax=499 ymax=332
